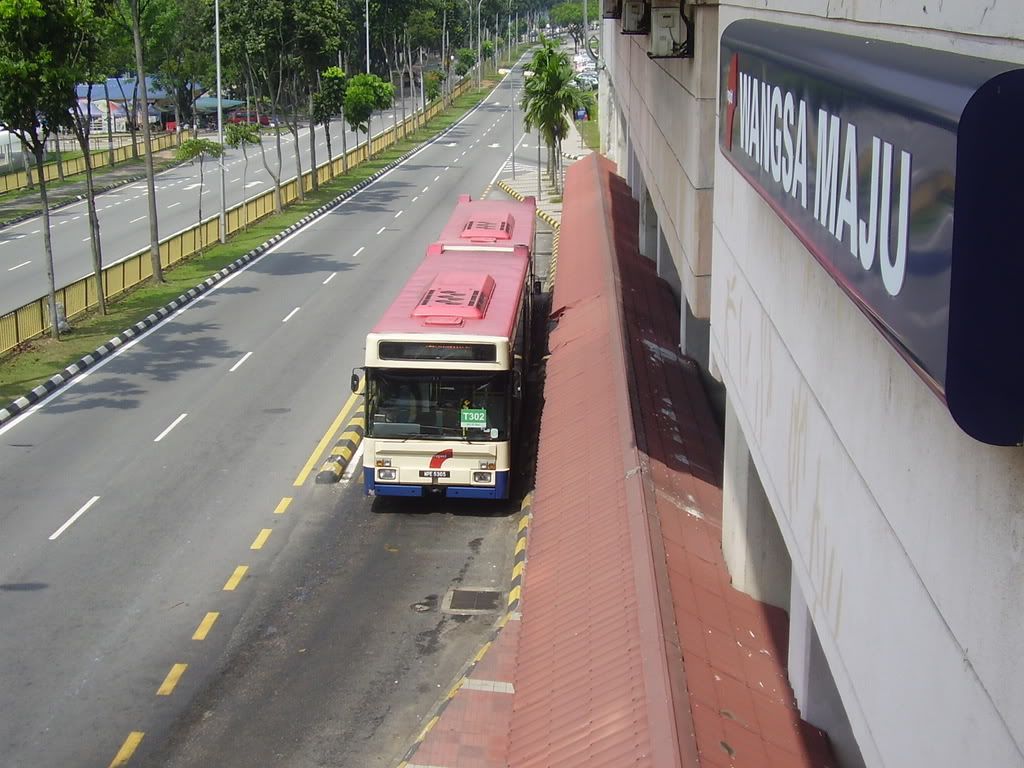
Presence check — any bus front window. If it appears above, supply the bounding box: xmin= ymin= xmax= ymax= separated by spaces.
xmin=367 ymin=370 xmax=510 ymax=440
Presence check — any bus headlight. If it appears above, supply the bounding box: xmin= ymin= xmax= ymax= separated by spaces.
xmin=377 ymin=468 xmax=398 ymax=481
xmin=472 ymin=471 xmax=493 ymax=484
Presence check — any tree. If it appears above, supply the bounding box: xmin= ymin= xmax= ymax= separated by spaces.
xmin=550 ymin=1 xmax=594 ymax=53
xmin=344 ymin=73 xmax=392 ymax=157
xmin=0 ymin=0 xmax=92 ymax=338
xmin=151 ymin=0 xmax=213 ymax=142
xmin=520 ymin=37 xmax=593 ymax=191
xmin=455 ymin=47 xmax=476 ymax=76
xmin=315 ymin=66 xmax=347 ymax=173
xmin=175 ymin=137 xmax=224 ymax=252
xmin=68 ymin=3 xmax=117 ymax=317
xmin=225 ymin=121 xmax=260 ymax=229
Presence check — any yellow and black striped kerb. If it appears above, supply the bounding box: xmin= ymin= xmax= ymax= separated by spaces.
xmin=315 ymin=405 xmax=365 ymax=484
xmin=508 ymin=491 xmax=532 ymax=613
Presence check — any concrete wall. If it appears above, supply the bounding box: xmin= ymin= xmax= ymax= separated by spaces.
xmin=709 ymin=6 xmax=1024 ymax=766
xmin=602 ymin=0 xmax=1024 ymax=765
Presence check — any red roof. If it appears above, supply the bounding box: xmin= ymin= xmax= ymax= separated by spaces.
xmin=437 ymin=194 xmax=537 ymax=248
xmin=507 ymin=154 xmax=836 ymax=767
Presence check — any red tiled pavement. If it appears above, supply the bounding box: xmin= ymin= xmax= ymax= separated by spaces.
xmin=400 ymin=154 xmax=835 ymax=767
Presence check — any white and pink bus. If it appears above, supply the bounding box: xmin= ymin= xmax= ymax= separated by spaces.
xmin=354 ymin=195 xmax=537 ymax=499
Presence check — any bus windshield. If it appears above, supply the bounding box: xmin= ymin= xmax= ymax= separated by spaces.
xmin=366 ymin=369 xmax=511 ymax=441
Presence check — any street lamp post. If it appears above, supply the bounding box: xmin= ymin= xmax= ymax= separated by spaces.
xmin=214 ymin=0 xmax=226 ymax=243
xmin=365 ymin=0 xmax=370 ymax=73
xmin=476 ymin=0 xmax=483 ymax=89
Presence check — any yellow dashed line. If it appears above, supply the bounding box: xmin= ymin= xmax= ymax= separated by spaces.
xmin=108 ymin=731 xmax=144 ymax=767
xmin=192 ymin=611 xmax=219 ymax=640
xmin=274 ymin=497 xmax=292 ymax=515
xmin=250 ymin=528 xmax=272 ymax=550
xmin=446 ymin=679 xmax=464 ymax=699
xmin=156 ymin=663 xmax=187 ymax=696
xmin=223 ymin=565 xmax=248 ymax=591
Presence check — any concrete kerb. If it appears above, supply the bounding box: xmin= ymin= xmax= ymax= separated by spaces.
xmin=0 ymin=112 xmax=477 ymax=428
xmin=397 ymin=491 xmax=533 ymax=768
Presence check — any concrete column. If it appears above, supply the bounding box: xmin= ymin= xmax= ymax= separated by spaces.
xmin=721 ymin=396 xmax=791 ymax=611
xmin=640 ymin=187 xmax=658 ymax=261
xmin=789 ymin=579 xmax=867 ymax=768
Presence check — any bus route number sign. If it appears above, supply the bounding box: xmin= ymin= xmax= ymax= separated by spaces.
xmin=460 ymin=408 xmax=487 ymax=428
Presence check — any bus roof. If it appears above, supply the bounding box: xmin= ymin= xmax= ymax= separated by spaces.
xmin=371 ymin=243 xmax=530 ymax=340
xmin=436 ymin=195 xmax=537 ymax=250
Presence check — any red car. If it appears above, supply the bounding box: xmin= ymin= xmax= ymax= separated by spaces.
xmin=228 ymin=110 xmax=270 ymax=126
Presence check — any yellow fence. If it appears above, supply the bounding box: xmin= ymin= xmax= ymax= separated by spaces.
xmin=0 ymin=81 xmax=472 ymax=356
xmin=0 ymin=132 xmax=194 ymax=195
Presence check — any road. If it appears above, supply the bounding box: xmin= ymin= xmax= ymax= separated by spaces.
xmin=0 ymin=94 xmax=423 ymax=317
xmin=0 ymin=69 xmax=536 ymax=767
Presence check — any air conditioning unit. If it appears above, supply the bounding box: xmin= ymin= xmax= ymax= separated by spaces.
xmin=602 ymin=0 xmax=622 ymax=19
xmin=646 ymin=6 xmax=694 ymax=58
xmin=621 ymin=1 xmax=649 ymax=35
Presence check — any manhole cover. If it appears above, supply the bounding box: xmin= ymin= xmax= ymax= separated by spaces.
xmin=442 ymin=588 xmax=502 ymax=615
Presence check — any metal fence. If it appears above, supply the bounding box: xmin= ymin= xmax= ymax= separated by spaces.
xmin=0 ymin=131 xmax=192 ymax=195
xmin=0 ymin=81 xmax=471 ymax=356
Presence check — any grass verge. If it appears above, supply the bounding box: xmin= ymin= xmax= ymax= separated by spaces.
xmin=578 ymin=101 xmax=599 ymax=151
xmin=0 ymin=86 xmax=493 ymax=404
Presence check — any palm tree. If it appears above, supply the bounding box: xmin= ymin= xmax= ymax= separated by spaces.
xmin=520 ymin=38 xmax=593 ymax=192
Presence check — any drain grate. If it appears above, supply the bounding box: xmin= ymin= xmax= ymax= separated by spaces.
xmin=442 ymin=588 xmax=502 ymax=614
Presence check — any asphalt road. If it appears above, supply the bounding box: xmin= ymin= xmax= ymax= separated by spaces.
xmin=0 ymin=69 xmax=535 ymax=767
xmin=0 ymin=94 xmax=422 ymax=317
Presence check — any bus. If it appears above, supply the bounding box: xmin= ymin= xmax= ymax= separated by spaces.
xmin=354 ymin=194 xmax=537 ymax=499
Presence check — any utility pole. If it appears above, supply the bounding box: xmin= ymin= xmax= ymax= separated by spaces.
xmin=477 ymin=0 xmax=483 ymax=89
xmin=365 ymin=0 xmax=371 ymax=73
xmin=215 ymin=0 xmax=227 ymax=243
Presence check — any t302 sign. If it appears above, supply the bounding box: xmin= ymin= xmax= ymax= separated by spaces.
xmin=719 ymin=20 xmax=1024 ymax=446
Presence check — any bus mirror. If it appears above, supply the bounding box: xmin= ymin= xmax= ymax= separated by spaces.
xmin=351 ymin=368 xmax=363 ymax=394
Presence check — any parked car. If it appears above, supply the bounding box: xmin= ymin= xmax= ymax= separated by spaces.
xmin=228 ymin=110 xmax=270 ymax=127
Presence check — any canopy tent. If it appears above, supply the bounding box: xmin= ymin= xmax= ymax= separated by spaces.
xmin=193 ymin=96 xmax=245 ymax=114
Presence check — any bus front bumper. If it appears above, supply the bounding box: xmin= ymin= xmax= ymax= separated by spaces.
xmin=363 ymin=467 xmax=510 ymax=499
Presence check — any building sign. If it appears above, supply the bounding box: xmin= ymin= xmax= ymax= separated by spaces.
xmin=719 ymin=20 xmax=1024 ymax=446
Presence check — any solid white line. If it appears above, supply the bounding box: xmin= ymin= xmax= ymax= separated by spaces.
xmin=229 ymin=352 xmax=252 ymax=372
xmin=376 ymin=226 xmax=386 ymax=235
xmin=130 ymin=216 xmax=146 ymax=223
xmin=323 ymin=272 xmax=337 ymax=284
xmin=8 ymin=261 xmax=31 ymax=271
xmin=282 ymin=307 xmax=300 ymax=322
xmin=49 ymin=496 xmax=100 ymax=540
xmin=352 ymin=246 xmax=365 ymax=258
xmin=155 ymin=413 xmax=188 ymax=442
xmin=167 ymin=202 xmax=181 ymax=209
xmin=394 ymin=210 xmax=403 ymax=218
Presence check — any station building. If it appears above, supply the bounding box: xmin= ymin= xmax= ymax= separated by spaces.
xmin=598 ymin=2 xmax=1024 ymax=765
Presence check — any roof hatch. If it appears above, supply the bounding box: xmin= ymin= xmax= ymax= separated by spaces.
xmin=461 ymin=214 xmax=515 ymax=242
xmin=412 ymin=272 xmax=496 ymax=322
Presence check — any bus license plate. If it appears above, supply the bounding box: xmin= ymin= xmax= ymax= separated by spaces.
xmin=419 ymin=470 xmax=450 ymax=478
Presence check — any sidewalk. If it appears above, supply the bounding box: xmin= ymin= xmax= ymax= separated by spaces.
xmin=400 ymin=151 xmax=837 ymax=766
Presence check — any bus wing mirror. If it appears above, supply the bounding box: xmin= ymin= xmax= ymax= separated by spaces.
xmin=351 ymin=368 xmax=363 ymax=394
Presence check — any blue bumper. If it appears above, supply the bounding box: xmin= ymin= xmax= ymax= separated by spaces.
xmin=364 ymin=467 xmax=510 ymax=499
